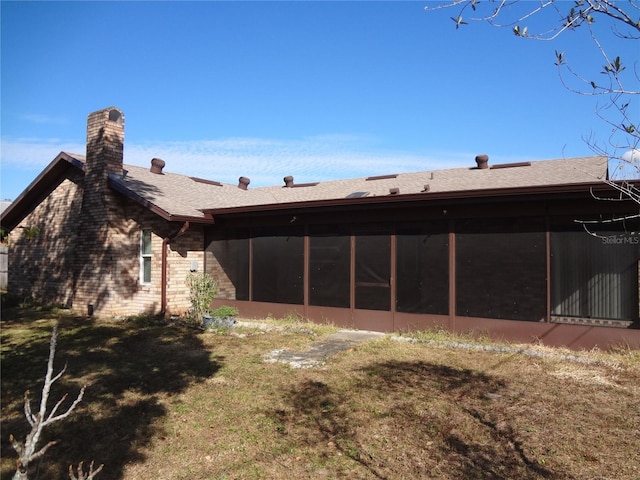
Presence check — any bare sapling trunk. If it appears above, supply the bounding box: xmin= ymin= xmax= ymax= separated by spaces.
xmin=9 ymin=323 xmax=102 ymax=480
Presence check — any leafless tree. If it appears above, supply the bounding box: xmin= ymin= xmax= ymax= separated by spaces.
xmin=9 ymin=324 xmax=102 ymax=480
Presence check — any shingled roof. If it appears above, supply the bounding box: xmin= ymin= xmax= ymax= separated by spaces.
xmin=109 ymin=155 xmax=608 ymax=221
xmin=1 ymin=152 xmax=610 ymax=228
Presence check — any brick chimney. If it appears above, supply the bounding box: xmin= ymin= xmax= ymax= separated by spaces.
xmin=73 ymin=107 xmax=126 ymax=317
xmin=86 ymin=107 xmax=125 ymax=179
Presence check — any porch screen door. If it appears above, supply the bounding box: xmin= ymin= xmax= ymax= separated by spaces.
xmin=355 ymin=234 xmax=391 ymax=311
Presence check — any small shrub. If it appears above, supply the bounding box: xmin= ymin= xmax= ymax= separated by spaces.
xmin=186 ymin=272 xmax=217 ymax=323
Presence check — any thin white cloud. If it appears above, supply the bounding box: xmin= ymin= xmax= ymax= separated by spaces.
xmin=18 ymin=113 xmax=68 ymax=125
xmin=123 ymin=136 xmax=474 ymax=187
xmin=1 ymin=134 xmax=481 ymax=187
xmin=0 ymin=137 xmax=85 ymax=169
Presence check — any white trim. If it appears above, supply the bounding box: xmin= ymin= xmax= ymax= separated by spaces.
xmin=140 ymin=229 xmax=152 ymax=285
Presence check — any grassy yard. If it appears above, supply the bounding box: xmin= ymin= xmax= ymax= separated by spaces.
xmin=1 ymin=305 xmax=639 ymax=480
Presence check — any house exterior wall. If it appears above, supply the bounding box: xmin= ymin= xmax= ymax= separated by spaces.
xmin=91 ymin=201 xmax=162 ymax=317
xmin=7 ymin=173 xmax=205 ymax=317
xmin=102 ymin=205 xmax=204 ymax=318
xmin=165 ymin=225 xmax=205 ymax=316
xmin=6 ymin=107 xmax=205 ymax=318
xmin=205 ymin=241 xmax=236 ymax=300
xmin=8 ymin=171 xmax=84 ymax=306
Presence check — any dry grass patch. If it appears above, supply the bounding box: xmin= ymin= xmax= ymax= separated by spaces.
xmin=2 ymin=306 xmax=639 ymax=479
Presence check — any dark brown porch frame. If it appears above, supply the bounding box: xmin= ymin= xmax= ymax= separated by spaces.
xmin=206 ymin=185 xmax=640 ymax=349
xmin=448 ymin=220 xmax=456 ymax=332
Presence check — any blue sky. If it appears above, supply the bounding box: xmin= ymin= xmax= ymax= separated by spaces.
xmin=1 ymin=1 xmax=636 ymax=200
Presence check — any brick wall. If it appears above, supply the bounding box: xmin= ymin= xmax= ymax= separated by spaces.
xmin=104 ymin=206 xmax=205 ymax=318
xmin=166 ymin=225 xmax=205 ymax=315
xmin=8 ymin=171 xmax=84 ymax=305
xmin=9 ymin=174 xmax=207 ymax=318
xmin=205 ymin=239 xmax=238 ymax=300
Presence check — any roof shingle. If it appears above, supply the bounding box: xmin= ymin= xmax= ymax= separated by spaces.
xmin=107 ymin=155 xmax=608 ymax=220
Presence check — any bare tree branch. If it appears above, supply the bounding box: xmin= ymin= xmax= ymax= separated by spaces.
xmin=425 ymin=0 xmax=640 ymax=206
xmin=22 ymin=391 xmax=35 ymax=427
xmin=69 ymin=461 xmax=104 ymax=480
xmin=28 ymin=440 xmax=57 ymax=463
xmin=428 ymin=1 xmax=640 ymax=38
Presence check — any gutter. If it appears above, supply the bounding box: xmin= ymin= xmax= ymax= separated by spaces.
xmin=202 ymin=181 xmax=623 ymax=217
xmin=160 ymin=221 xmax=190 ymax=316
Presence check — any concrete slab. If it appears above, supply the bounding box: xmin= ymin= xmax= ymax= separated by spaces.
xmin=262 ymin=328 xmax=386 ymax=369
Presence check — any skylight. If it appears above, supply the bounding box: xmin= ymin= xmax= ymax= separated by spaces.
xmin=366 ymin=174 xmax=398 ymax=181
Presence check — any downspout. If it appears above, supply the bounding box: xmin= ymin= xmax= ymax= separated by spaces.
xmin=160 ymin=221 xmax=190 ymax=316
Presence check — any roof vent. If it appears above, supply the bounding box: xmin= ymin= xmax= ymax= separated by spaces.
xmin=475 ymin=154 xmax=489 ymax=170
xmin=150 ymin=158 xmax=165 ymax=174
xmin=389 ymin=187 xmax=400 ymax=195
xmin=422 ymin=184 xmax=430 ymax=192
xmin=284 ymin=175 xmax=294 ymax=188
xmin=238 ymin=176 xmax=250 ymax=190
